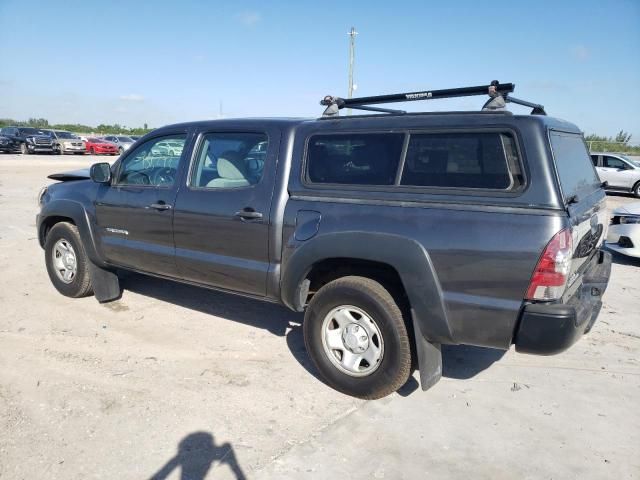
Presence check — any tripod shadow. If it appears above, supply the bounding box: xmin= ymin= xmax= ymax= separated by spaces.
xmin=148 ymin=431 xmax=246 ymax=480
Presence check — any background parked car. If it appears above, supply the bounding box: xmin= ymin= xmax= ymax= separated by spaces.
xmin=85 ymin=137 xmax=119 ymax=155
xmin=0 ymin=133 xmax=20 ymax=153
xmin=46 ymin=130 xmax=86 ymax=155
xmin=591 ymin=152 xmax=640 ymax=198
xmin=607 ymin=202 xmax=640 ymax=258
xmin=102 ymin=135 xmax=134 ymax=154
xmin=0 ymin=126 xmax=55 ymax=154
xmin=151 ymin=139 xmax=184 ymax=156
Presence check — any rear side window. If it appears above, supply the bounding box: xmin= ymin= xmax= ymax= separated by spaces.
xmin=190 ymin=132 xmax=268 ymax=189
xmin=400 ymin=132 xmax=521 ymax=189
xmin=550 ymin=132 xmax=600 ymax=200
xmin=603 ymin=156 xmax=627 ymax=169
xmin=307 ymin=133 xmax=404 ymax=185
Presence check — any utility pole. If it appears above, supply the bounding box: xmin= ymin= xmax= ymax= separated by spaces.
xmin=347 ymin=26 xmax=358 ymax=115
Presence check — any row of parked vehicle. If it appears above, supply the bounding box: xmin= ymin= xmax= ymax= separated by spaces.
xmin=0 ymin=126 xmax=142 ymax=155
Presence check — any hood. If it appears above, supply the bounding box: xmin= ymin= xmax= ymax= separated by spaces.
xmin=613 ymin=202 xmax=640 ymax=216
xmin=48 ymin=168 xmax=91 ymax=181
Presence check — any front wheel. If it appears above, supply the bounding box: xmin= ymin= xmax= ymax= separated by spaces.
xmin=303 ymin=276 xmax=412 ymax=399
xmin=633 ymin=182 xmax=640 ymax=199
xmin=44 ymin=222 xmax=93 ymax=298
xmin=118 ymin=147 xmax=124 ymax=155
xmin=20 ymin=143 xmax=28 ymax=155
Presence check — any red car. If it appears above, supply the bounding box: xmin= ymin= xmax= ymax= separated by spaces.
xmin=85 ymin=137 xmax=119 ymax=155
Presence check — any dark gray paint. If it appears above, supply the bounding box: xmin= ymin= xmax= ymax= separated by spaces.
xmin=37 ymin=113 xmax=601 ymax=358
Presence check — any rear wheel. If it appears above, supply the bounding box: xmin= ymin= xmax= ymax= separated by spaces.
xmin=20 ymin=143 xmax=28 ymax=155
xmin=633 ymin=182 xmax=640 ymax=198
xmin=303 ymin=276 xmax=412 ymax=399
xmin=90 ymin=147 xmax=95 ymax=155
xmin=44 ymin=222 xmax=93 ymax=298
xmin=118 ymin=146 xmax=124 ymax=155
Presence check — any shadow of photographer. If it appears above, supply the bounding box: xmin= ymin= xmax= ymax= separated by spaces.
xmin=148 ymin=431 xmax=246 ymax=480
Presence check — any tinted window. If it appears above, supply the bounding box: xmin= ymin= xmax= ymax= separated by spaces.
xmin=590 ymin=155 xmax=599 ymax=166
xmin=115 ymin=134 xmax=186 ymax=187
xmin=118 ymin=136 xmax=134 ymax=142
xmin=55 ymin=131 xmax=76 ymax=139
xmin=190 ymin=132 xmax=268 ymax=189
xmin=307 ymin=133 xmax=404 ymax=185
xmin=549 ymin=132 xmax=600 ymax=200
xmin=401 ymin=132 xmax=521 ymax=189
xmin=18 ymin=128 xmax=40 ymax=135
xmin=603 ymin=156 xmax=627 ymax=169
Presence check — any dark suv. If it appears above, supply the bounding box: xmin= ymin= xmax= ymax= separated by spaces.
xmin=36 ymin=83 xmax=611 ymax=399
xmin=0 ymin=126 xmax=56 ymax=154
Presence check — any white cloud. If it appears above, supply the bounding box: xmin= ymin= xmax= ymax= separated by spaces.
xmin=119 ymin=94 xmax=145 ymax=102
xmin=570 ymin=45 xmax=590 ymax=61
xmin=237 ymin=10 xmax=261 ymax=26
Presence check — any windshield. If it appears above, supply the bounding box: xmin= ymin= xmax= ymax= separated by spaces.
xmin=619 ymin=155 xmax=640 ymax=168
xmin=118 ymin=136 xmax=133 ymax=142
xmin=550 ymin=132 xmax=601 ymax=201
xmin=55 ymin=131 xmax=77 ymax=139
xmin=18 ymin=128 xmax=43 ymax=135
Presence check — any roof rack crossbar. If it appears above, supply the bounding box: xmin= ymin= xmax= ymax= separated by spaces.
xmin=339 ymin=83 xmax=514 ymax=108
xmin=320 ymin=81 xmax=546 ymax=117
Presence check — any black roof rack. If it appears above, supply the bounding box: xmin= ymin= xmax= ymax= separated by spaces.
xmin=320 ymin=81 xmax=546 ymax=117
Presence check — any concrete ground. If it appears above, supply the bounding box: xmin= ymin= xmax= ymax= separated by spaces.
xmin=0 ymin=154 xmax=638 ymax=480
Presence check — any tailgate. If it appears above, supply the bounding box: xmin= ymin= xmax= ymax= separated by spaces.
xmin=549 ymin=131 xmax=608 ymax=288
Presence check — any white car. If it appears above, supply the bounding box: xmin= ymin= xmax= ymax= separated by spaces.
xmin=606 ymin=202 xmax=640 ymax=258
xmin=591 ymin=153 xmax=640 ymax=198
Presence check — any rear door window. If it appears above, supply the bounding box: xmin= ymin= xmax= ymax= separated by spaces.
xmin=549 ymin=132 xmax=600 ymax=200
xmin=306 ymin=133 xmax=404 ymax=185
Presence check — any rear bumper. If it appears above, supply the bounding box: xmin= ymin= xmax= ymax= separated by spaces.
xmin=514 ymin=249 xmax=612 ymax=355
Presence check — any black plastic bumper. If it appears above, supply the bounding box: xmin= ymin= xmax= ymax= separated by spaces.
xmin=514 ymin=250 xmax=612 ymax=355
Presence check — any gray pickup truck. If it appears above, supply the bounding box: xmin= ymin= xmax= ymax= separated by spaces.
xmin=36 ymin=83 xmax=611 ymax=399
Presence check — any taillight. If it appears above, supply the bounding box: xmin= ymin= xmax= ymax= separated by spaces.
xmin=526 ymin=228 xmax=573 ymax=301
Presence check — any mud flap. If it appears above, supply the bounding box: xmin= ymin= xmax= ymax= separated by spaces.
xmin=412 ymin=314 xmax=443 ymax=390
xmin=89 ymin=263 xmax=121 ymax=303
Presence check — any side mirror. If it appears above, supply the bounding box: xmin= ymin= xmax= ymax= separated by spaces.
xmin=90 ymin=162 xmax=112 ymax=184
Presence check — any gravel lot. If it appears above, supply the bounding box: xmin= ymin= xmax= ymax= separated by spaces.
xmin=0 ymin=154 xmax=638 ymax=480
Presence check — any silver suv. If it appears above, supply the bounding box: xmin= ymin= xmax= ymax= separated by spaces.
xmin=591 ymin=153 xmax=640 ymax=198
xmin=103 ymin=135 xmax=135 ymax=155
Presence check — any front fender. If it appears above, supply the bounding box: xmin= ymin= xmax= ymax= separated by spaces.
xmin=281 ymin=232 xmax=454 ymax=345
xmin=38 ymin=199 xmax=106 ymax=267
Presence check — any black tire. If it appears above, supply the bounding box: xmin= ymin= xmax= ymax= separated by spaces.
xmin=90 ymin=147 xmax=95 ymax=155
xmin=633 ymin=181 xmax=640 ymax=199
xmin=55 ymin=144 xmax=62 ymax=155
xmin=44 ymin=222 xmax=93 ymax=298
xmin=118 ymin=147 xmax=124 ymax=155
xmin=303 ymin=276 xmax=412 ymax=399
xmin=20 ymin=143 xmax=28 ymax=155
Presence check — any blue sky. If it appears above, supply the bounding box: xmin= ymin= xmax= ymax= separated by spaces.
xmin=0 ymin=0 xmax=638 ymax=140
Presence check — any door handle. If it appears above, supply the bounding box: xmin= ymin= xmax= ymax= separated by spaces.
xmin=234 ymin=208 xmax=263 ymax=220
xmin=148 ymin=203 xmax=172 ymax=211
